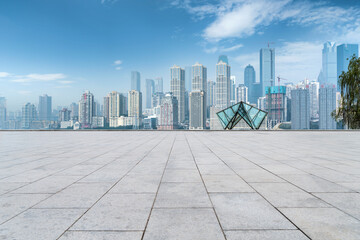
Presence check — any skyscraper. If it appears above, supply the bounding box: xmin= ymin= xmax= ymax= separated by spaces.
xmin=215 ymin=56 xmax=231 ymax=109
xmin=244 ymin=65 xmax=256 ymax=103
xmin=79 ymin=90 xmax=95 ymax=128
xmin=170 ymin=65 xmax=185 ymax=123
xmin=103 ymin=96 xmax=110 ymax=123
xmin=319 ymin=86 xmax=337 ymax=129
xmin=230 ymin=76 xmax=236 ymax=105
xmin=70 ymin=102 xmax=79 ymax=121
xmin=59 ymin=108 xmax=71 ymax=122
xmin=207 ymin=80 xmax=215 ymax=107
xmin=189 ymin=91 xmax=206 ymax=129
xmin=291 ymin=88 xmax=310 ymax=129
xmin=158 ymin=93 xmax=178 ymax=130
xmin=321 ymin=42 xmax=337 ymax=87
xmin=265 ymin=86 xmax=287 ymax=128
xmin=260 ymin=48 xmax=275 ymax=96
xmin=185 ymin=66 xmax=192 ymax=92
xmin=337 ymin=43 xmax=359 ymax=90
xmin=108 ymin=91 xmax=126 ymax=118
xmin=128 ymin=90 xmax=142 ymax=128
xmin=235 ymin=84 xmax=248 ymax=103
xmin=309 ymin=81 xmax=320 ymax=119
xmin=131 ymin=71 xmax=141 ymax=92
xmin=0 ymin=97 xmax=6 ymax=129
xmin=22 ymin=103 xmax=37 ymax=129
xmin=192 ymin=63 xmax=207 ymax=91
xmin=146 ymin=79 xmax=155 ymax=109
xmin=155 ymin=77 xmax=163 ymax=93
xmin=38 ymin=94 xmax=52 ymax=121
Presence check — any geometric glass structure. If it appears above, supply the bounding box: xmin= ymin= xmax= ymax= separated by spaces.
xmin=216 ymin=101 xmax=268 ymax=130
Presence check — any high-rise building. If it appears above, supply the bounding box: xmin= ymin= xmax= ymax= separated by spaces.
xmin=59 ymin=108 xmax=71 ymax=122
xmin=319 ymin=86 xmax=337 ymax=129
xmin=230 ymin=76 xmax=236 ymax=105
xmin=185 ymin=66 xmax=192 ymax=92
xmin=146 ymin=79 xmax=155 ymax=109
xmin=192 ymin=63 xmax=207 ymax=91
xmin=0 ymin=97 xmax=6 ymax=129
xmin=152 ymin=92 xmax=165 ymax=108
xmin=170 ymin=65 xmax=185 ymax=123
xmin=79 ymin=90 xmax=95 ymax=128
xmin=244 ymin=65 xmax=256 ymax=103
xmin=22 ymin=103 xmax=37 ymax=129
xmin=158 ymin=93 xmax=178 ymax=130
xmin=265 ymin=86 xmax=287 ymax=128
xmin=215 ymin=56 xmax=231 ymax=109
xmin=155 ymin=77 xmax=163 ymax=93
xmin=70 ymin=102 xmax=79 ymax=121
xmin=131 ymin=71 xmax=141 ymax=92
xmin=260 ymin=48 xmax=275 ymax=96
xmin=207 ymin=80 xmax=215 ymax=107
xmin=337 ymin=44 xmax=359 ymax=90
xmin=103 ymin=96 xmax=110 ymax=123
xmin=108 ymin=91 xmax=126 ymax=118
xmin=189 ymin=91 xmax=206 ymax=129
xmin=321 ymin=42 xmax=337 ymax=87
xmin=38 ymin=94 xmax=52 ymax=121
xmin=235 ymin=84 xmax=248 ymax=103
xmin=291 ymin=88 xmax=310 ymax=129
xmin=309 ymin=81 xmax=320 ymax=119
xmin=128 ymin=90 xmax=142 ymax=128
xmin=251 ymin=82 xmax=262 ymax=106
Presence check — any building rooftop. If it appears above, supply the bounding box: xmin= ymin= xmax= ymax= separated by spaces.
xmin=0 ymin=131 xmax=359 ymax=239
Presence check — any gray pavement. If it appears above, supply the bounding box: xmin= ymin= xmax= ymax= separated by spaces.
xmin=0 ymin=131 xmax=359 ymax=240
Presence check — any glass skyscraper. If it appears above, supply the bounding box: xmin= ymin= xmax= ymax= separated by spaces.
xmin=170 ymin=65 xmax=185 ymax=123
xmin=131 ymin=71 xmax=141 ymax=92
xmin=145 ymin=79 xmax=155 ymax=109
xmin=38 ymin=94 xmax=52 ymax=121
xmin=215 ymin=56 xmax=231 ymax=109
xmin=185 ymin=66 xmax=192 ymax=92
xmin=321 ymin=42 xmax=337 ymax=87
xmin=244 ymin=64 xmax=255 ymax=103
xmin=337 ymin=43 xmax=359 ymax=90
xmin=260 ymin=48 xmax=275 ymax=97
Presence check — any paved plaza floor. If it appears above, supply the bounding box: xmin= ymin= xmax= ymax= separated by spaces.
xmin=0 ymin=131 xmax=360 ymax=240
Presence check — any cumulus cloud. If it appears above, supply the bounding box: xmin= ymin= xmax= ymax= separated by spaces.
xmin=0 ymin=72 xmax=10 ymax=78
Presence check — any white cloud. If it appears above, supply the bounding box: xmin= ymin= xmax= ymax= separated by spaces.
xmin=114 ymin=60 xmax=122 ymax=65
xmin=58 ymin=80 xmax=74 ymax=84
xmin=222 ymin=44 xmax=243 ymax=52
xmin=11 ymin=73 xmax=66 ymax=83
xmin=0 ymin=72 xmax=10 ymax=78
xmin=115 ymin=66 xmax=122 ymax=70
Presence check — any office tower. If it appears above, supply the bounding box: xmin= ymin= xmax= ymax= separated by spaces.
xmin=94 ymin=101 xmax=101 ymax=116
xmin=152 ymin=92 xmax=165 ymax=108
xmin=207 ymin=80 xmax=215 ymax=107
xmin=244 ymin=64 xmax=256 ymax=102
xmin=185 ymin=90 xmax=189 ymax=122
xmin=215 ymin=56 xmax=231 ymax=109
xmin=321 ymin=42 xmax=337 ymax=87
xmin=309 ymin=81 xmax=320 ymax=119
xmin=260 ymin=48 xmax=275 ymax=96
xmin=38 ymin=94 xmax=52 ymax=121
xmin=0 ymin=97 xmax=6 ymax=129
xmin=155 ymin=77 xmax=163 ymax=93
xmin=59 ymin=108 xmax=71 ymax=121
xmin=103 ymin=96 xmax=110 ymax=123
xmin=291 ymin=89 xmax=310 ymax=129
xmin=22 ymin=103 xmax=37 ymax=129
xmin=128 ymin=90 xmax=142 ymax=128
xmin=146 ymin=79 xmax=155 ymax=109
xmin=230 ymin=76 xmax=236 ymax=105
xmin=70 ymin=102 xmax=79 ymax=120
xmin=170 ymin=65 xmax=185 ymax=123
xmin=79 ymin=90 xmax=95 ymax=128
xmin=189 ymin=91 xmax=206 ymax=129
xmin=158 ymin=93 xmax=178 ymax=130
xmin=235 ymin=84 xmax=248 ymax=103
xmin=185 ymin=66 xmax=192 ymax=92
xmin=337 ymin=44 xmax=359 ymax=90
xmin=265 ymin=86 xmax=287 ymax=128
xmin=251 ymin=82 xmax=262 ymax=106
xmin=319 ymin=86 xmax=336 ymax=129
xmin=131 ymin=71 xmax=141 ymax=92
xmin=192 ymin=63 xmax=207 ymax=91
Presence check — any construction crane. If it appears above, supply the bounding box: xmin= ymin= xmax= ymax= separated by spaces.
xmin=276 ymin=76 xmax=288 ymax=125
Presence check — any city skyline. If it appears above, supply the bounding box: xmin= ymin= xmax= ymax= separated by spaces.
xmin=1 ymin=0 xmax=360 ymax=110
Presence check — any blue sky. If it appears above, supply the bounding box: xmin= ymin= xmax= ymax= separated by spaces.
xmin=1 ymin=0 xmax=360 ymax=110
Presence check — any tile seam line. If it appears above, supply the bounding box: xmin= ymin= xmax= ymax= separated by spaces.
xmin=54 ymin=133 xmax=171 ymax=240
xmin=185 ymin=132 xmax=228 ymax=240
xmin=192 ymin=133 xmax=312 ymax=240
xmin=210 ymin=135 xmax=360 ymax=222
xmin=140 ymin=134 xmax=176 ymax=240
